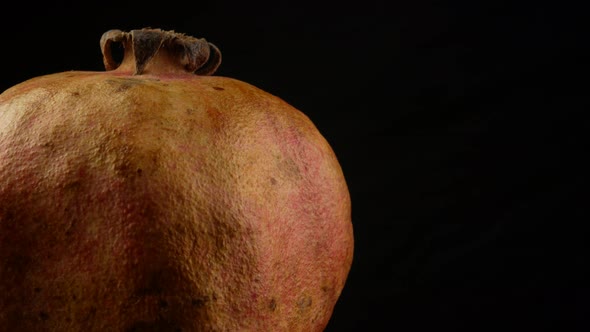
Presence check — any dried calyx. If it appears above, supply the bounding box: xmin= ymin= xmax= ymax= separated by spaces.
xmin=100 ymin=28 xmax=222 ymax=76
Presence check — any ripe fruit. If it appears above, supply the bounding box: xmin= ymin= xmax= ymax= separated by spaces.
xmin=0 ymin=28 xmax=353 ymax=331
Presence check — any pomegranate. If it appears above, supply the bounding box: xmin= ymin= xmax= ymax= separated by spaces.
xmin=0 ymin=28 xmax=353 ymax=331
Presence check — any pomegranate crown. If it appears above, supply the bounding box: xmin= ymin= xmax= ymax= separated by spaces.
xmin=100 ymin=28 xmax=222 ymax=76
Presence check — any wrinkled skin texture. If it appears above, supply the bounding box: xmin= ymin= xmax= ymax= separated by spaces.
xmin=0 ymin=71 xmax=353 ymax=331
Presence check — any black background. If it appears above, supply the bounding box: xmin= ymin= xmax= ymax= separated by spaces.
xmin=2 ymin=1 xmax=588 ymax=331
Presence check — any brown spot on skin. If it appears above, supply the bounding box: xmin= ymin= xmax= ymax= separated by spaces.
xmin=106 ymin=78 xmax=144 ymax=92
xmin=270 ymin=177 xmax=277 ymax=185
xmin=158 ymin=299 xmax=168 ymax=309
xmin=126 ymin=321 xmax=182 ymax=332
xmin=135 ymin=285 xmax=163 ymax=298
xmin=297 ymin=296 xmax=312 ymax=310
xmin=64 ymin=180 xmax=81 ymax=190
xmin=191 ymin=297 xmax=209 ymax=307
xmin=114 ymin=161 xmax=133 ymax=178
xmin=116 ymin=84 xmax=132 ymax=92
xmin=41 ymin=141 xmax=54 ymax=149
xmin=212 ymin=86 xmax=224 ymax=91
xmin=71 ymin=91 xmax=80 ymax=97
xmin=7 ymin=254 xmax=32 ymax=276
xmin=278 ymin=157 xmax=301 ymax=180
xmin=269 ymin=298 xmax=277 ymax=311
xmin=87 ymin=306 xmax=97 ymax=319
xmin=33 ymin=287 xmax=41 ymax=293
xmin=186 ymin=108 xmax=196 ymax=115
xmin=206 ymin=108 xmax=223 ymax=126
xmin=39 ymin=311 xmax=49 ymax=321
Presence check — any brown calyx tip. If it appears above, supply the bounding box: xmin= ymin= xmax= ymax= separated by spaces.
xmin=100 ymin=28 xmax=222 ymax=76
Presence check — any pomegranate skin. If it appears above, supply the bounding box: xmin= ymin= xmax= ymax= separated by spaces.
xmin=0 ymin=65 xmax=353 ymax=330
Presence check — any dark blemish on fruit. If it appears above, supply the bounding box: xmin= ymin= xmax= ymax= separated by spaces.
xmin=135 ymin=278 xmax=165 ymax=297
xmin=278 ymin=157 xmax=301 ymax=180
xmin=72 ymin=294 xmax=77 ymax=300
xmin=66 ymin=317 xmax=72 ymax=322
xmin=64 ymin=218 xmax=76 ymax=236
xmin=9 ymin=254 xmax=32 ymax=275
xmin=186 ymin=108 xmax=196 ymax=115
xmin=126 ymin=321 xmax=180 ymax=332
xmin=158 ymin=299 xmax=168 ymax=309
xmin=117 ymin=82 xmax=134 ymax=92
xmin=321 ymin=285 xmax=330 ymax=293
xmin=71 ymin=91 xmax=80 ymax=97
xmin=270 ymin=177 xmax=277 ymax=185
xmin=213 ymin=86 xmax=224 ymax=91
xmin=269 ymin=298 xmax=277 ymax=311
xmin=114 ymin=161 xmax=132 ymax=178
xmin=107 ymin=78 xmax=143 ymax=92
xmin=65 ymin=180 xmax=81 ymax=190
xmin=297 ymin=296 xmax=312 ymax=309
xmin=34 ymin=287 xmax=42 ymax=293
xmin=206 ymin=108 xmax=223 ymax=121
xmin=136 ymin=168 xmax=143 ymax=176
xmin=191 ymin=296 xmax=209 ymax=307
xmin=39 ymin=311 xmax=49 ymax=321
